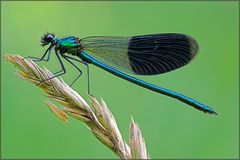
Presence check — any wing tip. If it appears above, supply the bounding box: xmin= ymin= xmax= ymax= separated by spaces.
xmin=182 ymin=34 xmax=199 ymax=60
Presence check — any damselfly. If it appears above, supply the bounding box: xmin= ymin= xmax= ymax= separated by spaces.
xmin=27 ymin=33 xmax=217 ymax=115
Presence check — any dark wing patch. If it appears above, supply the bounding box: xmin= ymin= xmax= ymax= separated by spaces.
xmin=128 ymin=33 xmax=199 ymax=75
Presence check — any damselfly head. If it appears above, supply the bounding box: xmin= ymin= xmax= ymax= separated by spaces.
xmin=41 ymin=33 xmax=55 ymax=46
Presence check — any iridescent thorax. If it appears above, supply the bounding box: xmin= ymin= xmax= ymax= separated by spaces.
xmin=56 ymin=36 xmax=83 ymax=56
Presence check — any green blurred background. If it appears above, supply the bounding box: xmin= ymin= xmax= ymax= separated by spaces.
xmin=1 ymin=1 xmax=239 ymax=159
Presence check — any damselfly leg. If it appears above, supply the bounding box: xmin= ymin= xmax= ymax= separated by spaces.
xmin=62 ymin=55 xmax=91 ymax=94
xmin=25 ymin=46 xmax=53 ymax=62
xmin=62 ymin=55 xmax=82 ymax=86
xmin=37 ymin=49 xmax=66 ymax=85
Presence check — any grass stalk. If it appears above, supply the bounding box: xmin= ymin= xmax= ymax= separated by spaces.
xmin=5 ymin=54 xmax=150 ymax=159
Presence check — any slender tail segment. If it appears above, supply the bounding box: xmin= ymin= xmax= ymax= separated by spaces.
xmin=80 ymin=52 xmax=217 ymax=115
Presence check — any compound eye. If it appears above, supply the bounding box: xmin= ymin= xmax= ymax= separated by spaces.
xmin=41 ymin=33 xmax=55 ymax=46
xmin=45 ymin=34 xmax=54 ymax=42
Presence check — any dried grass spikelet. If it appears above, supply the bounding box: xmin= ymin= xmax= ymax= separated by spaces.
xmin=130 ymin=118 xmax=150 ymax=159
xmin=4 ymin=54 xmax=150 ymax=159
